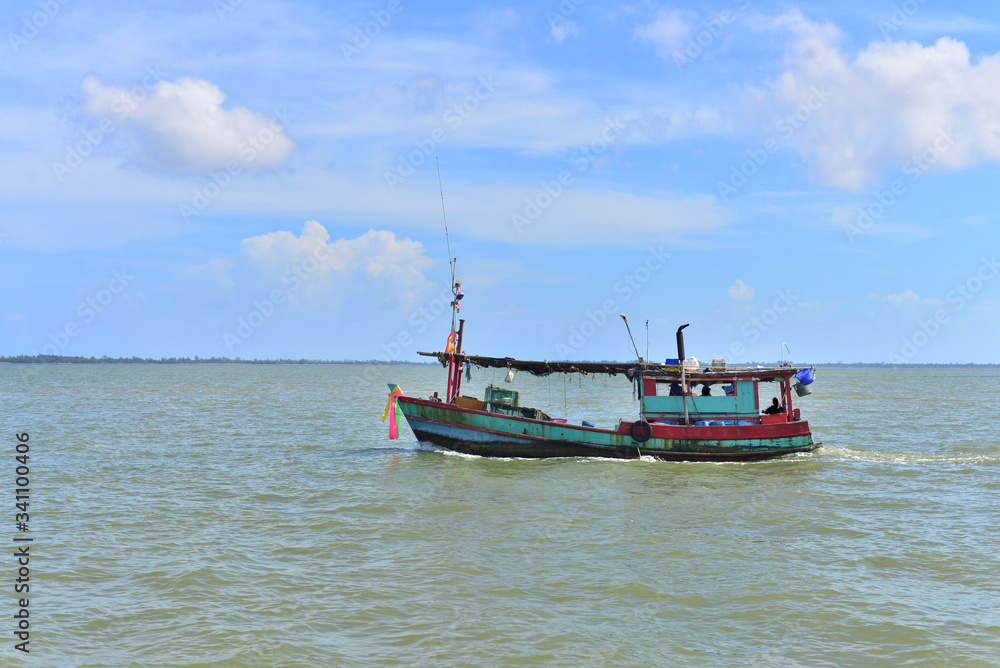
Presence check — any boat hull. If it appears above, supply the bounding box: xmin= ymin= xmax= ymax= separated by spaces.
xmin=396 ymin=395 xmax=820 ymax=462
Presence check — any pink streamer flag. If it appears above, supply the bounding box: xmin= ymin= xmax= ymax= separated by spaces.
xmin=381 ymin=385 xmax=404 ymax=439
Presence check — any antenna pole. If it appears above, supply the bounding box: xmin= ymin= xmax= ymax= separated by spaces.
xmin=437 ymin=158 xmax=464 ymax=402
xmin=620 ymin=314 xmax=641 ymax=362
xmin=436 ymin=157 xmax=455 ymax=286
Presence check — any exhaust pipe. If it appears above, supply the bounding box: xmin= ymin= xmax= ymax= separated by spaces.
xmin=676 ymin=324 xmax=689 ymax=362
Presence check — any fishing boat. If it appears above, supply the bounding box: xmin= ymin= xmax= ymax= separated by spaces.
xmin=383 ymin=280 xmax=822 ymax=462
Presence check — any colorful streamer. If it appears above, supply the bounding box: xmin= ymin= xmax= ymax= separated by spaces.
xmin=381 ymin=385 xmax=403 ymax=439
xmin=444 ymin=331 xmax=456 ymax=353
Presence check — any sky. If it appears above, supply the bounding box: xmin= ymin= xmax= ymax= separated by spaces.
xmin=2 ymin=0 xmax=1000 ymax=364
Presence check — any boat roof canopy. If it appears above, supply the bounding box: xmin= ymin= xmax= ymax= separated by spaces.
xmin=419 ymin=351 xmax=639 ymax=377
xmin=417 ymin=351 xmax=803 ymax=382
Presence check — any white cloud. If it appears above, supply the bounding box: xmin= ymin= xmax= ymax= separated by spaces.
xmin=828 ymin=203 xmax=933 ymax=242
xmin=305 ymin=33 xmax=733 ymax=156
xmin=80 ymin=76 xmax=295 ymax=175
xmin=460 ymin=186 xmax=734 ymax=245
xmin=970 ymin=300 xmax=994 ymax=316
xmin=870 ymin=290 xmax=944 ymax=307
xmin=728 ymin=279 xmax=754 ymax=301
xmin=636 ymin=9 xmax=694 ymax=59
xmin=768 ymin=10 xmax=1000 ymax=189
xmin=241 ymin=221 xmax=432 ymax=304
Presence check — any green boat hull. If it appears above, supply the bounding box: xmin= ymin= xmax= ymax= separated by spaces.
xmin=397 ymin=395 xmax=820 ymax=461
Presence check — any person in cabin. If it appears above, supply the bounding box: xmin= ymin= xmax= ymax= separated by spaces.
xmin=669 ymin=381 xmax=683 ymax=396
xmin=763 ymin=397 xmax=783 ymax=414
xmin=701 ymin=384 xmax=712 ymax=396
xmin=763 ymin=397 xmax=780 ymax=414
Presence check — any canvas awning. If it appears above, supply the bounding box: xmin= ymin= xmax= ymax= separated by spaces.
xmin=418 ymin=351 xmax=802 ymax=382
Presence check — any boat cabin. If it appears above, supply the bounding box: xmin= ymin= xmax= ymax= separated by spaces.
xmin=639 ymin=367 xmax=803 ymax=426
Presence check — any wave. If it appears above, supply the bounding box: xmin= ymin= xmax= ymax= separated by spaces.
xmin=822 ymin=444 xmax=1000 ymax=466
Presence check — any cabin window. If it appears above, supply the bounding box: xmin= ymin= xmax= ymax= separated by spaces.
xmin=758 ymin=381 xmax=788 ymax=413
xmin=654 ymin=380 xmax=684 ymax=396
xmin=650 ymin=379 xmax=745 ymax=397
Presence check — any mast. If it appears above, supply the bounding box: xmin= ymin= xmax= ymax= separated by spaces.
xmin=449 ymin=319 xmax=465 ymax=402
xmin=445 ymin=284 xmax=463 ymax=403
xmin=437 ymin=158 xmax=463 ymax=403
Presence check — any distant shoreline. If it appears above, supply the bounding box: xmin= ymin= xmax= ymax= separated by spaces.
xmin=0 ymin=356 xmax=998 ymax=368
xmin=0 ymin=356 xmax=435 ymax=366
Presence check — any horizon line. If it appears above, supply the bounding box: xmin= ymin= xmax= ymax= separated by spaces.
xmin=1 ymin=355 xmax=1000 ymax=367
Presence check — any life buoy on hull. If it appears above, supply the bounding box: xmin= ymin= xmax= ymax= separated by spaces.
xmin=630 ymin=419 xmax=652 ymax=443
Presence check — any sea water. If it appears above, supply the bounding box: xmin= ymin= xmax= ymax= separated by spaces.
xmin=1 ymin=364 xmax=998 ymax=666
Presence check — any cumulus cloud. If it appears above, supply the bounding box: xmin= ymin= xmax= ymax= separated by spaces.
xmin=241 ymin=221 xmax=432 ymax=304
xmin=728 ymin=279 xmax=754 ymax=301
xmin=768 ymin=10 xmax=1000 ymax=189
xmin=80 ymin=76 xmax=295 ymax=174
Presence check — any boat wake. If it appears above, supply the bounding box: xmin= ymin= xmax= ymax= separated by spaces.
xmin=410 ymin=441 xmax=819 ymax=466
xmin=823 ymin=444 xmax=1000 ymax=467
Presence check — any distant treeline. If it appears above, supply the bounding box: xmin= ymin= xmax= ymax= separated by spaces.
xmin=0 ymin=355 xmax=435 ymax=365
xmin=813 ymin=362 xmax=1000 ymax=368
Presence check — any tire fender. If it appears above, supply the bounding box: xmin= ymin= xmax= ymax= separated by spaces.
xmin=630 ymin=419 xmax=652 ymax=443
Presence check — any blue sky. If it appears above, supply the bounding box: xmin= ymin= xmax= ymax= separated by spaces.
xmin=2 ymin=0 xmax=1000 ymax=363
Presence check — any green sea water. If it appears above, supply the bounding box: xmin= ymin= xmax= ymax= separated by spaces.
xmin=1 ymin=364 xmax=998 ymax=667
